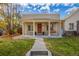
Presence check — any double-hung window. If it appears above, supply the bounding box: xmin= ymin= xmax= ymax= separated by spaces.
xmin=28 ymin=25 xmax=33 ymax=31
xmin=69 ymin=23 xmax=74 ymax=30
xmin=50 ymin=24 xmax=54 ymax=30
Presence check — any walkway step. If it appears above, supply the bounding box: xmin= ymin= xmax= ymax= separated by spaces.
xmin=30 ymin=51 xmax=48 ymax=56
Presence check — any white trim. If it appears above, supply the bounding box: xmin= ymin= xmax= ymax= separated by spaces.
xmin=33 ymin=21 xmax=35 ymax=36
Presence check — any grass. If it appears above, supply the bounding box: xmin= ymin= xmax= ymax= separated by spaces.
xmin=44 ymin=36 xmax=79 ymax=56
xmin=0 ymin=38 xmax=35 ymax=56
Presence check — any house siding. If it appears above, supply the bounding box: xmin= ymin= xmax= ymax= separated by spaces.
xmin=64 ymin=10 xmax=79 ymax=35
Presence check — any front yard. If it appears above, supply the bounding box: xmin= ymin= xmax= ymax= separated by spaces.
xmin=0 ymin=38 xmax=35 ymax=56
xmin=44 ymin=36 xmax=79 ymax=56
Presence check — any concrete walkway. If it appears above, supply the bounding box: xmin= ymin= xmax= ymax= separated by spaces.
xmin=26 ymin=37 xmax=52 ymax=56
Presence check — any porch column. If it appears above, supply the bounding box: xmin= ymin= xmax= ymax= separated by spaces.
xmin=33 ymin=21 xmax=35 ymax=36
xmin=48 ymin=21 xmax=50 ymax=36
xmin=59 ymin=20 xmax=62 ymax=36
xmin=22 ymin=22 xmax=25 ymax=35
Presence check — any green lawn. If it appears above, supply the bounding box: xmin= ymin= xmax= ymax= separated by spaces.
xmin=44 ymin=36 xmax=79 ymax=56
xmin=0 ymin=39 xmax=35 ymax=56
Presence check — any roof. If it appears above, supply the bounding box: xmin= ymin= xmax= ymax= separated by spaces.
xmin=64 ymin=8 xmax=79 ymax=21
xmin=21 ymin=13 xmax=60 ymax=20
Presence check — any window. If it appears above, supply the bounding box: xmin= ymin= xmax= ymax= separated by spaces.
xmin=50 ymin=24 xmax=54 ymax=30
xmin=69 ymin=23 xmax=74 ymax=30
xmin=46 ymin=25 xmax=48 ymax=31
xmin=28 ymin=25 xmax=33 ymax=31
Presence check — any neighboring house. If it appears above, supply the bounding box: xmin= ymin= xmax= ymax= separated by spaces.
xmin=21 ymin=14 xmax=62 ymax=37
xmin=64 ymin=9 xmax=79 ymax=35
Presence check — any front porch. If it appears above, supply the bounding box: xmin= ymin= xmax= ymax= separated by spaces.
xmin=22 ymin=21 xmax=62 ymax=37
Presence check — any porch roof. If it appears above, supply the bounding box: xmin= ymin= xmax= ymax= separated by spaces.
xmin=21 ymin=14 xmax=60 ymax=22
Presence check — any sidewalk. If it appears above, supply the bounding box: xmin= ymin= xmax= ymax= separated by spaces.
xmin=26 ymin=37 xmax=52 ymax=56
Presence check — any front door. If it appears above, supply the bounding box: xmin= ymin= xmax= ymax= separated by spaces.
xmin=37 ymin=23 xmax=42 ymax=34
xmin=77 ymin=21 xmax=79 ymax=35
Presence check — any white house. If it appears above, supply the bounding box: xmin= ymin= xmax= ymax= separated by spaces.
xmin=21 ymin=14 xmax=62 ymax=38
xmin=64 ymin=9 xmax=79 ymax=35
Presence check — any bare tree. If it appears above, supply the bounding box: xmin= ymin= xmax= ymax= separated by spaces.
xmin=0 ymin=3 xmax=22 ymax=35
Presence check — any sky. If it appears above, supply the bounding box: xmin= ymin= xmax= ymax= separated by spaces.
xmin=20 ymin=3 xmax=79 ymax=19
